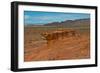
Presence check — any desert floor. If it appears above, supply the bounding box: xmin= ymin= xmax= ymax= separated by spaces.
xmin=24 ymin=27 xmax=90 ymax=62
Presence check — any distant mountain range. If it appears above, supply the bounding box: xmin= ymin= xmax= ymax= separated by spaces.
xmin=25 ymin=18 xmax=90 ymax=28
xmin=43 ymin=18 xmax=90 ymax=28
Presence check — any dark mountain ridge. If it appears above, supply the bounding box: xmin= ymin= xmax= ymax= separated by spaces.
xmin=25 ymin=18 xmax=90 ymax=28
xmin=43 ymin=18 xmax=90 ymax=27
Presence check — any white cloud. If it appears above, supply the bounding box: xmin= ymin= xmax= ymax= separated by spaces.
xmin=24 ymin=15 xmax=30 ymax=20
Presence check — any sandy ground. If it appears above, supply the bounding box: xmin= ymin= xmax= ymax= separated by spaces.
xmin=24 ymin=30 xmax=90 ymax=62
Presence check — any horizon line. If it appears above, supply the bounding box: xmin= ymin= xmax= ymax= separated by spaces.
xmin=24 ymin=18 xmax=90 ymax=25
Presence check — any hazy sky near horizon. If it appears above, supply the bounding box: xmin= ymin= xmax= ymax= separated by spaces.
xmin=24 ymin=11 xmax=90 ymax=25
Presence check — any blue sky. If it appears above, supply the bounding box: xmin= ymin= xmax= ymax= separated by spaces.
xmin=24 ymin=11 xmax=90 ymax=25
